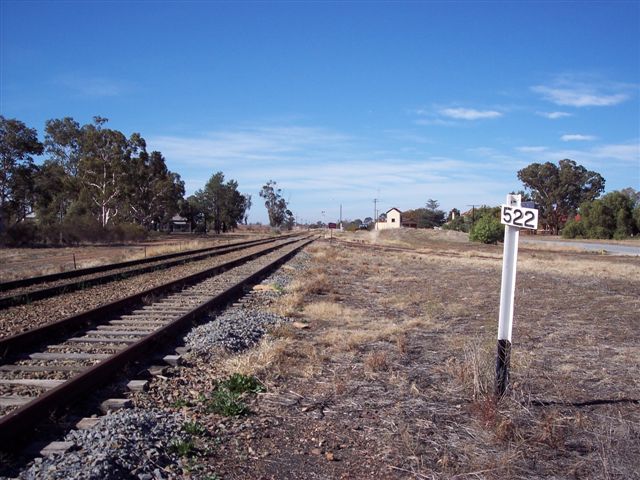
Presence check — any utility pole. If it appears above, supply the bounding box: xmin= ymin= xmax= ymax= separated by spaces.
xmin=339 ymin=204 xmax=343 ymax=231
xmin=466 ymin=204 xmax=480 ymax=227
xmin=373 ymin=198 xmax=378 ymax=230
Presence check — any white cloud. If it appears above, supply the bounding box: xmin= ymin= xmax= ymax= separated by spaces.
xmin=54 ymin=75 xmax=132 ymax=97
xmin=591 ymin=143 xmax=640 ymax=162
xmin=526 ymin=141 xmax=639 ymax=167
xmin=516 ymin=146 xmax=548 ymax=153
xmin=561 ymin=134 xmax=596 ymax=142
xmin=439 ymin=108 xmax=503 ymax=120
xmin=537 ymin=111 xmax=572 ymax=119
xmin=148 ymin=124 xmax=516 ymax=222
xmin=532 ymin=75 xmax=632 ymax=107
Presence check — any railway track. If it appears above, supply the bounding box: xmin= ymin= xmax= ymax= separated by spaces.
xmin=0 ymin=235 xmax=314 ymax=451
xmin=0 ymin=234 xmax=298 ymax=309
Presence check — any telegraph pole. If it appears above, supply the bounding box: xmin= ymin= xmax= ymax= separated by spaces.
xmin=466 ymin=204 xmax=480 ymax=227
xmin=373 ymin=198 xmax=378 ymax=230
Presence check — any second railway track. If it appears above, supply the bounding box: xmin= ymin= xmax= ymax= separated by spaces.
xmin=0 ymin=235 xmax=314 ymax=450
xmin=0 ymin=234 xmax=298 ymax=309
xmin=0 ymin=235 xmax=303 ymax=340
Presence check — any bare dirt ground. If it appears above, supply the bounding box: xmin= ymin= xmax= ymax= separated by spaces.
xmin=0 ymin=233 xmax=264 ymax=282
xmin=134 ymin=229 xmax=640 ymax=479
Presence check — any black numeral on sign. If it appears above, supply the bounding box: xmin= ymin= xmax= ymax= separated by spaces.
xmin=513 ymin=209 xmax=523 ymax=226
xmin=524 ymin=211 xmax=535 ymax=228
xmin=501 ymin=205 xmax=538 ymax=230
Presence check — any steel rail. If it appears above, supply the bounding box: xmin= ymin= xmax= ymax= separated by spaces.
xmin=0 ymin=236 xmax=305 ymax=358
xmin=0 ymin=237 xmax=313 ymax=450
xmin=0 ymin=234 xmax=296 ymax=292
xmin=0 ymin=234 xmax=301 ymax=309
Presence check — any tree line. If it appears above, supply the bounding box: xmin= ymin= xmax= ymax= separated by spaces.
xmin=0 ymin=115 xmax=286 ymax=245
xmin=339 ymin=159 xmax=637 ymax=244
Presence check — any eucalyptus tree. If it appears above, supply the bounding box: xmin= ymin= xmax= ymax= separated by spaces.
xmin=193 ymin=172 xmax=249 ymax=234
xmin=259 ymin=180 xmax=291 ymax=228
xmin=0 ymin=116 xmax=43 ymax=232
xmin=518 ymin=159 xmax=604 ymax=234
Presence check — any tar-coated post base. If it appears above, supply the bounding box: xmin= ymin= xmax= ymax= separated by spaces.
xmin=495 ymin=339 xmax=511 ymax=397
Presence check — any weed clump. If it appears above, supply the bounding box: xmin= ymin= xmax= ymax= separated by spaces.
xmin=205 ymin=374 xmax=265 ymax=417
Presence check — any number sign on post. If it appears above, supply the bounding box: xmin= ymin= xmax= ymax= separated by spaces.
xmin=495 ymin=194 xmax=538 ymax=396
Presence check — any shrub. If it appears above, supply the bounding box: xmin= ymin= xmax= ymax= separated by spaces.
xmin=561 ymin=219 xmax=585 ymax=239
xmin=469 ymin=215 xmax=504 ymax=244
xmin=61 ymin=214 xmax=104 ymax=243
xmin=2 ymin=221 xmax=39 ymax=246
xmin=443 ymin=215 xmax=470 ymax=233
xmin=107 ymin=222 xmax=148 ymax=243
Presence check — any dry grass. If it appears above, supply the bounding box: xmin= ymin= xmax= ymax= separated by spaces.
xmin=221 ymin=337 xmax=294 ymax=379
xmin=191 ymin=237 xmax=640 ymax=479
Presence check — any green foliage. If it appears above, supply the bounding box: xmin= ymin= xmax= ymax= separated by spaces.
xmin=183 ymin=421 xmax=207 ymax=436
xmin=403 ymin=199 xmax=446 ymax=229
xmin=2 ymin=115 xmax=188 ymax=246
xmin=0 ymin=116 xmax=43 ymax=233
xmin=572 ymin=191 xmax=638 ymax=239
xmin=443 ymin=215 xmax=470 ymax=233
xmin=3 ymin=221 xmax=39 ymax=246
xmin=223 ymin=373 xmax=266 ymax=394
xmin=561 ymin=219 xmax=585 ymax=239
xmin=205 ymin=374 xmax=264 ymax=417
xmin=469 ymin=213 xmax=504 ymax=244
xmin=169 ymin=438 xmax=196 ymax=457
xmin=260 ymin=180 xmax=292 ymax=229
xmin=518 ymin=159 xmax=604 ymax=234
xmin=206 ymin=388 xmax=249 ymax=417
xmin=171 ymin=398 xmax=190 ymax=408
xmin=190 ymin=172 xmax=249 ymax=234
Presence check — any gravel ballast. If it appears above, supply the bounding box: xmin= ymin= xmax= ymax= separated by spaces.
xmin=14 ymin=409 xmax=186 ymax=480
xmin=186 ymin=250 xmax=311 ymax=358
xmin=2 ymin=246 xmax=313 ymax=479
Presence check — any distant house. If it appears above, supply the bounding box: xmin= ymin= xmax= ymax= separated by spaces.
xmin=376 ymin=207 xmax=403 ymax=230
xmin=170 ymin=214 xmax=191 ymax=233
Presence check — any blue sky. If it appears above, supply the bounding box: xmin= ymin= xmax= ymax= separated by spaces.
xmin=1 ymin=1 xmax=638 ymax=224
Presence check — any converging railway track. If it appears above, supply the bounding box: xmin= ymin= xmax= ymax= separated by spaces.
xmin=0 ymin=234 xmax=297 ymax=309
xmin=0 ymin=235 xmax=314 ymax=451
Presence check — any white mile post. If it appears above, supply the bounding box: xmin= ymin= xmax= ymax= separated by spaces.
xmin=496 ymin=193 xmax=538 ymax=396
xmin=496 ymin=194 xmax=520 ymax=396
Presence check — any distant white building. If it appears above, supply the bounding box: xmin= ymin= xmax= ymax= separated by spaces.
xmin=375 ymin=207 xmax=402 ymax=230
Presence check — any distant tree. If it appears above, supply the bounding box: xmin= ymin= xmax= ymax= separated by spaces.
xmin=518 ymin=159 xmax=604 ymax=234
xmin=34 ymin=160 xmax=68 ymax=225
xmin=44 ymin=117 xmax=82 ymax=177
xmin=423 ymin=199 xmax=446 ymax=227
xmin=125 ymin=149 xmax=184 ymax=229
xmin=402 ymin=199 xmax=445 ymax=229
xmin=193 ymin=172 xmax=249 ymax=234
xmin=509 ymin=190 xmax=533 ymax=202
xmin=77 ymin=117 xmax=131 ymax=227
xmin=620 ymin=187 xmax=640 ymax=206
xmin=242 ymin=194 xmax=252 ymax=224
xmin=565 ymin=191 xmax=638 ymax=240
xmin=259 ymin=180 xmax=291 ymax=228
xmin=0 ymin=116 xmax=44 ymax=233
